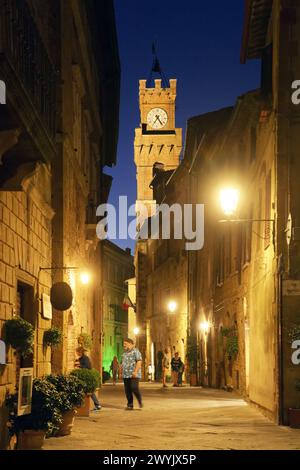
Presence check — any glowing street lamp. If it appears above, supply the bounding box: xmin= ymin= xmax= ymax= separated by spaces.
xmin=220 ymin=188 xmax=240 ymax=217
xmin=133 ymin=327 xmax=140 ymax=336
xmin=167 ymin=300 xmax=178 ymax=314
xmin=218 ymin=186 xmax=275 ymax=245
xmin=199 ymin=321 xmax=210 ymax=334
xmin=80 ymin=271 xmax=91 ymax=285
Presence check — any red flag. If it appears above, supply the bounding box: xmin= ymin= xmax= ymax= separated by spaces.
xmin=122 ymin=295 xmax=131 ymax=310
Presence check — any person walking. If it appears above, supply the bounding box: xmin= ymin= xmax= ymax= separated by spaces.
xmin=147 ymin=363 xmax=153 ymax=382
xmin=171 ymin=352 xmax=183 ymax=387
xmin=110 ymin=356 xmax=119 ymax=385
xmin=162 ymin=348 xmax=170 ymax=388
xmin=178 ymin=360 xmax=185 ymax=386
xmin=120 ymin=338 xmax=143 ymax=410
xmin=75 ymin=347 xmax=102 ymax=411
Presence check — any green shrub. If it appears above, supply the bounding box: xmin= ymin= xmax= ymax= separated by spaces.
xmin=221 ymin=327 xmax=238 ymax=358
xmin=4 ymin=317 xmax=34 ymax=358
xmin=43 ymin=327 xmax=62 ymax=347
xmin=78 ymin=333 xmax=93 ymax=350
xmin=45 ymin=374 xmax=84 ymax=413
xmin=70 ymin=368 xmax=100 ymax=394
xmin=6 ymin=377 xmax=62 ymax=437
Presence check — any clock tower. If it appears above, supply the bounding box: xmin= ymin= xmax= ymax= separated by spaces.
xmin=134 ymin=78 xmax=182 ymax=221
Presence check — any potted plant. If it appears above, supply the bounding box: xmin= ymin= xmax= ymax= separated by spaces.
xmin=77 ymin=333 xmax=93 ymax=351
xmin=45 ymin=374 xmax=85 ymax=436
xmin=4 ymin=317 xmax=34 ymax=358
xmin=6 ymin=377 xmax=62 ymax=449
xmin=70 ymin=368 xmax=100 ymax=417
xmin=43 ymin=327 xmax=62 ymax=348
xmin=221 ymin=327 xmax=238 ymax=360
xmin=187 ymin=335 xmax=198 ymax=386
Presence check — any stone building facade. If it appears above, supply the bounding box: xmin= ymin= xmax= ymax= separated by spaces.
xmin=102 ymin=241 xmax=134 ymax=373
xmin=186 ymin=0 xmax=300 ymax=424
xmin=0 ymin=0 xmax=120 ymax=448
xmin=134 ymin=0 xmax=300 ymax=424
xmin=142 ymin=167 xmax=188 ymax=381
xmin=50 ymin=0 xmax=120 ymax=376
xmin=134 ymin=78 xmax=185 ymax=379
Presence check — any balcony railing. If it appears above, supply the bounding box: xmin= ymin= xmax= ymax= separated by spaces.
xmin=0 ymin=0 xmax=56 ymax=138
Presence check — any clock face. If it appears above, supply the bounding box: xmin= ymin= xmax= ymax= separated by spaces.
xmin=147 ymin=108 xmax=168 ymax=129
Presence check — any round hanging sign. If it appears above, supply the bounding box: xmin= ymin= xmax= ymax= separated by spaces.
xmin=50 ymin=282 xmax=73 ymax=311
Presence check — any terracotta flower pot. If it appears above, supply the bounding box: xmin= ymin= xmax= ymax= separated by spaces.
xmin=288 ymin=408 xmax=300 ymax=428
xmin=6 ymin=434 xmax=17 ymax=450
xmin=190 ymin=373 xmax=197 ymax=386
xmin=57 ymin=409 xmax=77 ymax=436
xmin=76 ymin=394 xmax=91 ymax=417
xmin=17 ymin=430 xmax=46 ymax=450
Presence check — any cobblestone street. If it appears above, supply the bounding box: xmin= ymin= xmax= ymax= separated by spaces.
xmin=44 ymin=383 xmax=300 ymax=450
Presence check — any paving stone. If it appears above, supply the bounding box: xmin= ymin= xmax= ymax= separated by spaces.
xmin=44 ymin=383 xmax=300 ymax=450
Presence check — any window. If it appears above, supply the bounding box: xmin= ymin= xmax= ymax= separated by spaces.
xmin=250 ymin=127 xmax=257 ymax=162
xmin=265 ymin=171 xmax=272 ymax=249
xmin=257 ymin=188 xmax=263 ymax=252
xmin=242 ymin=212 xmax=252 ymax=266
xmin=17 ymin=282 xmax=35 ymax=369
xmin=216 ymin=235 xmax=225 ymax=286
xmin=72 ymin=83 xmax=82 ymax=164
xmin=225 ymin=227 xmax=232 ymax=276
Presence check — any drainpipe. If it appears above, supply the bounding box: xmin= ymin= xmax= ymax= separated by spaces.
xmin=277 ymin=254 xmax=284 ymax=424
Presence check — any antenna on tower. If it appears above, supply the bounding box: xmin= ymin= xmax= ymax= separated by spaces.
xmin=147 ymin=43 xmax=169 ymax=88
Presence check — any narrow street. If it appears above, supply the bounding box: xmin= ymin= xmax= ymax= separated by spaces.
xmin=44 ymin=383 xmax=300 ymax=450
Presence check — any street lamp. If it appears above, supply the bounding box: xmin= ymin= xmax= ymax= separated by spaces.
xmin=79 ymin=271 xmax=91 ymax=285
xmin=220 ymin=188 xmax=240 ymax=217
xmin=167 ymin=300 xmax=178 ymax=314
xmin=199 ymin=321 xmax=209 ymax=334
xmin=218 ymin=186 xmax=275 ymax=245
xmin=133 ymin=327 xmax=140 ymax=336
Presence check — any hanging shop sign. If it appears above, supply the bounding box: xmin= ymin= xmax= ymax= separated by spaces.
xmin=17 ymin=368 xmax=33 ymax=416
xmin=50 ymin=282 xmax=73 ymax=311
xmin=42 ymin=293 xmax=52 ymax=320
xmin=0 ymin=340 xmax=6 ymax=365
xmin=0 ymin=80 xmax=6 ymax=104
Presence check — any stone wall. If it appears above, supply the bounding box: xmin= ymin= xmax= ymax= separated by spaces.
xmin=0 ymin=162 xmax=53 ymax=448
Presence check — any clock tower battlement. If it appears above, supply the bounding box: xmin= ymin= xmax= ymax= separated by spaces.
xmin=139 ymin=78 xmax=177 ymax=131
xmin=134 ymin=78 xmax=182 ymax=221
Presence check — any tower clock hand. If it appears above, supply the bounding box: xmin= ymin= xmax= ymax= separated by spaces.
xmin=155 ymin=115 xmax=163 ymax=125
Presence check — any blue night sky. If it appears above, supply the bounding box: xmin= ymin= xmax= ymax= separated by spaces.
xmin=107 ymin=0 xmax=260 ymax=251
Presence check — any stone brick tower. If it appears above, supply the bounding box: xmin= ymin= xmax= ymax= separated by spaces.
xmin=134 ymin=79 xmax=182 ymax=221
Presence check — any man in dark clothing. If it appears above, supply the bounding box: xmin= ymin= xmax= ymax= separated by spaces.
xmin=171 ymin=352 xmax=183 ymax=387
xmin=178 ymin=361 xmax=185 ymax=386
xmin=76 ymin=347 xmax=101 ymax=411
